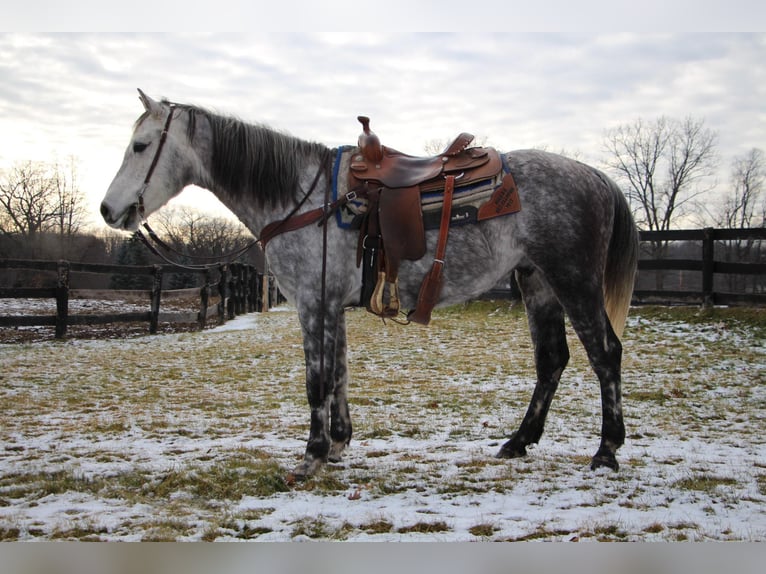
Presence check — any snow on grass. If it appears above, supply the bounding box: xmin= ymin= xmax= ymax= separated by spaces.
xmin=1 ymin=303 xmax=765 ymax=541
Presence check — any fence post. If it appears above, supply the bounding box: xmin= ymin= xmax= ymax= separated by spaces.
xmin=242 ymin=264 xmax=252 ymax=313
xmin=149 ymin=265 xmax=163 ymax=334
xmin=262 ymin=272 xmax=270 ymax=312
xmin=234 ymin=263 xmax=244 ymax=316
xmin=198 ymin=268 xmax=211 ymax=330
xmin=228 ymin=264 xmax=238 ymax=319
xmin=55 ymin=260 xmax=70 ymax=339
xmin=218 ymin=264 xmax=229 ymax=324
xmin=702 ymin=227 xmax=715 ymax=308
xmin=250 ymin=267 xmax=263 ymax=312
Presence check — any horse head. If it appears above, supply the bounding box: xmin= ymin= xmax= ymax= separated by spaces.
xmin=100 ymin=89 xmax=197 ymax=230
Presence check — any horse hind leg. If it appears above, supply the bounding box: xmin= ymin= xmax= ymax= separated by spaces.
xmin=497 ymin=269 xmax=570 ymax=459
xmin=565 ymin=302 xmax=625 ymax=471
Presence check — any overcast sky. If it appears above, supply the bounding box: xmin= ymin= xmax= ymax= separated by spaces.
xmin=1 ymin=30 xmax=764 ymax=226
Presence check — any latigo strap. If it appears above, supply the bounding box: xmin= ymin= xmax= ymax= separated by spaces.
xmin=408 ymin=174 xmax=456 ymax=325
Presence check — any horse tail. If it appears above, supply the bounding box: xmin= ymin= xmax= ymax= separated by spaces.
xmin=603 ymin=177 xmax=639 ymax=338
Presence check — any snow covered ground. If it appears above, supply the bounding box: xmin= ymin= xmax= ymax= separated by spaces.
xmin=0 ymin=303 xmax=764 ymax=541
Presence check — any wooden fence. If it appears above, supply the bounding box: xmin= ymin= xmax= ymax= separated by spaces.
xmin=2 ymin=228 xmax=764 ymax=338
xmin=634 ymin=227 xmax=766 ymax=306
xmin=0 ymin=259 xmax=272 ymax=338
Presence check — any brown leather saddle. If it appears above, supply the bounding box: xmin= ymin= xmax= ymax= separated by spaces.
xmin=348 ymin=116 xmax=521 ymax=324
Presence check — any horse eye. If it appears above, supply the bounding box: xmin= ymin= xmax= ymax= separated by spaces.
xmin=133 ymin=142 xmax=149 ymax=153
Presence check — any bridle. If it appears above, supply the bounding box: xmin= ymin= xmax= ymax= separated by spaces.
xmin=136 ymin=104 xmax=176 ymax=219
xmin=131 ymin=104 xmax=260 ymax=270
xmin=131 ymin=104 xmax=334 ymax=272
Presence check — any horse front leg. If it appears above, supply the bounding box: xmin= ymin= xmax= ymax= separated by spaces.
xmin=328 ymin=310 xmax=352 ymax=463
xmin=292 ymin=299 xmax=345 ymax=479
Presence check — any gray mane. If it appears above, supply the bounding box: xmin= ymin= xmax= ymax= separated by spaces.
xmin=169 ymin=102 xmax=330 ymax=208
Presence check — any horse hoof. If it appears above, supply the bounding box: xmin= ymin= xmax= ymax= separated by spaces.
xmin=590 ymin=452 xmax=619 ymax=471
xmin=291 ymin=459 xmax=324 ymax=480
xmin=496 ymin=441 xmax=527 ymax=459
xmin=328 ymin=442 xmax=347 ymax=463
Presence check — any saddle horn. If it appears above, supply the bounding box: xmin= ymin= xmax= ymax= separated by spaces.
xmin=357 ymin=116 xmax=384 ymax=163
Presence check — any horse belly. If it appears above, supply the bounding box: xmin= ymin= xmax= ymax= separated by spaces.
xmin=397 ymin=220 xmax=518 ymax=309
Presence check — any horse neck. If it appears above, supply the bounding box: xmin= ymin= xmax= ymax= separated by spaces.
xmin=190 ymin=109 xmax=331 ymax=234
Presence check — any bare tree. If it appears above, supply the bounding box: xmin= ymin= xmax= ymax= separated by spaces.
xmin=0 ymin=158 xmax=88 ymax=238
xmin=719 ymin=147 xmax=765 ymax=229
xmin=603 ymin=116 xmax=718 ymax=232
xmin=151 ymin=206 xmax=258 ymax=260
xmin=716 ymin=148 xmax=765 ymax=293
xmin=52 ymin=156 xmax=89 ymax=237
xmin=0 ymin=161 xmax=55 ymax=237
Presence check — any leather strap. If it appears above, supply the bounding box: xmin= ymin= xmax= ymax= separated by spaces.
xmin=258 ymin=191 xmax=354 ymax=248
xmin=257 ymin=150 xmax=333 ymax=248
xmin=259 ymin=207 xmax=326 ymax=247
xmin=408 ymin=174 xmax=455 ymax=325
xmin=442 ymin=133 xmax=474 ymax=156
xmin=138 ymin=107 xmax=175 ymax=217
xmin=434 ymin=175 xmax=456 ymax=264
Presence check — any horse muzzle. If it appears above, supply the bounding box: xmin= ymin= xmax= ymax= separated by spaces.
xmin=100 ymin=200 xmax=142 ymax=231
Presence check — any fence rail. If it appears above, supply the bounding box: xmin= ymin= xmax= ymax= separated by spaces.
xmin=0 ymin=259 xmax=272 ymax=338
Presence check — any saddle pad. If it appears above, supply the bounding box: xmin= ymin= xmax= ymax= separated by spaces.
xmin=331 ymin=146 xmax=516 ymax=230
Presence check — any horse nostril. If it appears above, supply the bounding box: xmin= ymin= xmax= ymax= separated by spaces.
xmin=100 ymin=202 xmax=113 ymax=223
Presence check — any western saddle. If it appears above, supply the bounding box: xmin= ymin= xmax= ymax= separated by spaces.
xmin=349 ymin=116 xmax=520 ymax=324
xmin=257 ymin=116 xmax=521 ymax=325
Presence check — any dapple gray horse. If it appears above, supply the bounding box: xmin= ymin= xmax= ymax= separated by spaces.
xmin=101 ymin=90 xmax=638 ymax=478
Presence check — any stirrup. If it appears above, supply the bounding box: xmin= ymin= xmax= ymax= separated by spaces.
xmin=370 ymin=271 xmax=386 ymax=316
xmin=369 ymin=272 xmax=400 ymax=317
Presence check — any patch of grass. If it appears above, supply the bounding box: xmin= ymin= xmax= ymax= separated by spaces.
xmin=190 ymin=458 xmax=289 ymax=500
xmin=469 ymin=523 xmax=498 ymax=538
xmin=61 ymin=451 xmax=290 ymax=505
xmin=503 ymin=527 xmax=573 ymax=541
xmin=436 ymin=479 xmax=492 ymax=495
xmin=237 ymin=525 xmax=274 ymax=539
xmin=0 ymin=470 xmax=106 ymax=501
xmin=669 ymin=521 xmax=699 ymax=532
xmin=290 ymin=516 xmax=354 ymax=540
xmin=629 ymin=389 xmax=669 ymax=404
xmin=140 ymin=519 xmax=195 ymax=542
xmin=362 ymin=425 xmax=394 ymax=439
xmin=0 ymin=527 xmax=20 ymax=541
xmin=294 ymin=471 xmax=347 ymax=493
xmin=236 ymin=507 xmax=276 ymax=521
xmin=361 ymin=518 xmax=394 ymax=534
xmin=593 ymin=523 xmax=629 ymax=540
xmin=643 ymin=523 xmax=665 ymax=534
xmin=49 ymin=522 xmax=109 ymax=541
xmin=397 ymin=520 xmax=451 ymax=534
xmin=673 ymin=474 xmax=738 ymax=493
xmin=366 ymin=450 xmax=390 ymax=458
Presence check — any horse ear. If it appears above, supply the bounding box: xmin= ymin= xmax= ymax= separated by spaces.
xmin=137 ymin=89 xmax=163 ymax=115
